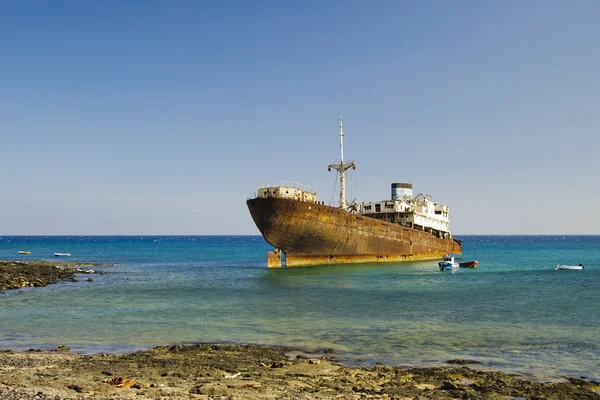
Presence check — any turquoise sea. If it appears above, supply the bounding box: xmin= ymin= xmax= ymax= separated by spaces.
xmin=1 ymin=235 xmax=598 ymax=381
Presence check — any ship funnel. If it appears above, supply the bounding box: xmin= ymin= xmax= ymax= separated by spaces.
xmin=391 ymin=183 xmax=413 ymax=200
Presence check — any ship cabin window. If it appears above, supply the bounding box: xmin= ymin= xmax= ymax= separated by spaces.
xmin=364 ymin=205 xmax=372 ymax=211
xmin=375 ymin=204 xmax=381 ymax=212
xmin=386 ymin=203 xmax=394 ymax=209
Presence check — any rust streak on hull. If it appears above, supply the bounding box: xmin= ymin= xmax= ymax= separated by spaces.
xmin=285 ymin=252 xmax=450 ymax=267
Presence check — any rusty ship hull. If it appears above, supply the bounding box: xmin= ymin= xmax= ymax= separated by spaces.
xmin=247 ymin=197 xmax=462 ymax=268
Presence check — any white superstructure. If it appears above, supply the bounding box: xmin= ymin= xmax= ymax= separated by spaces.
xmin=358 ymin=183 xmax=452 ymax=238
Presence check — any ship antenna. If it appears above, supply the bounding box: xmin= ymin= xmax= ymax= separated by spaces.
xmin=328 ymin=116 xmax=356 ymax=209
xmin=340 ymin=115 xmax=344 ymax=164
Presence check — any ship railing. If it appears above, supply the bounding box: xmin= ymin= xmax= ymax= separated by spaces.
xmin=256 ymin=181 xmax=317 ymax=194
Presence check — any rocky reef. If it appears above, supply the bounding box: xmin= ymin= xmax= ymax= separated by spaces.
xmin=0 ymin=260 xmax=99 ymax=290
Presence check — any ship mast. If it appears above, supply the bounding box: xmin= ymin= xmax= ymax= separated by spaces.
xmin=328 ymin=116 xmax=356 ymax=209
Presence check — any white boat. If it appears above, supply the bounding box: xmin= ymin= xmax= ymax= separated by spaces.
xmin=555 ymin=264 xmax=584 ymax=270
xmin=439 ymin=254 xmax=459 ymax=271
xmin=54 ymin=252 xmax=71 ymax=257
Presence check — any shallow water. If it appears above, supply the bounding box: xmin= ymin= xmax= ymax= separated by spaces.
xmin=1 ymin=235 xmax=598 ymax=380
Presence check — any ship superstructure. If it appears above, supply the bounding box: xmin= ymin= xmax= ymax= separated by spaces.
xmin=247 ymin=117 xmax=461 ymax=267
xmin=358 ymin=183 xmax=452 ymax=240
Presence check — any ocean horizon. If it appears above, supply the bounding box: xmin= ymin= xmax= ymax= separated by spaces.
xmin=1 ymin=235 xmax=598 ymax=381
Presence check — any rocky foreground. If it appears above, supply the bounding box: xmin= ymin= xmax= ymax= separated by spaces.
xmin=0 ymin=260 xmax=101 ymax=291
xmin=0 ymin=344 xmax=598 ymax=400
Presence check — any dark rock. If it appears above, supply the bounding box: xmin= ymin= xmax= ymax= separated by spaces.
xmin=441 ymin=380 xmax=460 ymax=390
xmin=447 ymin=359 xmax=484 ymax=365
xmin=189 ymin=385 xmax=203 ymax=394
xmin=66 ymin=384 xmax=83 ymax=393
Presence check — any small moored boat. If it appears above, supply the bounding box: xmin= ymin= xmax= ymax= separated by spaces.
xmin=458 ymin=260 xmax=478 ymax=269
xmin=18 ymin=251 xmax=32 ymax=255
xmin=439 ymin=254 xmax=458 ymax=271
xmin=555 ymin=263 xmax=584 ymax=270
xmin=54 ymin=252 xmax=71 ymax=257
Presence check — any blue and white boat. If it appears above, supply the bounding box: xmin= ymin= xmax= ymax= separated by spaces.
xmin=439 ymin=254 xmax=458 ymax=271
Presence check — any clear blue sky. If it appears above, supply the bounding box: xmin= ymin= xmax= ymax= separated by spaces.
xmin=1 ymin=0 xmax=599 ymax=235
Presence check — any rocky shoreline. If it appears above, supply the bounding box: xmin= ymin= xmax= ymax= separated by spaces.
xmin=0 ymin=260 xmax=103 ymax=291
xmin=0 ymin=344 xmax=598 ymax=399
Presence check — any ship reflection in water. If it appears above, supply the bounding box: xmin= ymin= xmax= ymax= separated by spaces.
xmin=247 ymin=117 xmax=461 ymax=267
